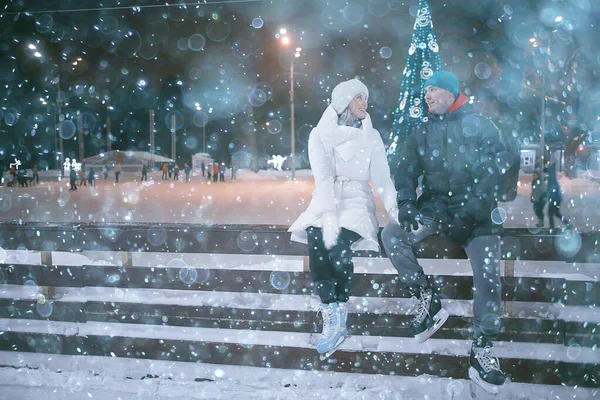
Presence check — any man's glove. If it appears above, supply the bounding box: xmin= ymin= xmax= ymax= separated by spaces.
xmin=321 ymin=211 xmax=341 ymax=250
xmin=447 ymin=211 xmax=476 ymax=245
xmin=397 ymin=201 xmax=420 ymax=233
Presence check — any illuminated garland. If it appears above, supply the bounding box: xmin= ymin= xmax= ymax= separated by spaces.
xmin=387 ymin=0 xmax=441 ymax=166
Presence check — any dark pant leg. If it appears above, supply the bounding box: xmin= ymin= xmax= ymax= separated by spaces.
xmin=307 ymin=226 xmax=336 ymax=303
xmin=381 ymin=222 xmax=438 ymax=287
xmin=306 ymin=227 xmax=359 ymax=303
xmin=465 ymin=235 xmax=502 ymax=339
xmin=548 ymin=202 xmax=560 ymax=228
xmin=533 ymin=201 xmax=545 ymax=221
xmin=328 ymin=229 xmax=361 ymax=302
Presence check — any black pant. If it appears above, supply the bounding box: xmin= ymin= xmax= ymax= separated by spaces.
xmin=533 ymin=199 xmax=545 ymax=222
xmin=141 ymin=172 xmax=147 ymax=181
xmin=306 ymin=226 xmax=360 ymax=304
xmin=548 ymin=201 xmax=568 ymax=228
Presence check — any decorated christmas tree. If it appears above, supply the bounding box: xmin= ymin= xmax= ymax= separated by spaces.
xmin=387 ymin=0 xmax=442 ymax=167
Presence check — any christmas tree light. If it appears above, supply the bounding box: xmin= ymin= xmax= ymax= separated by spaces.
xmin=387 ymin=0 xmax=441 ymax=168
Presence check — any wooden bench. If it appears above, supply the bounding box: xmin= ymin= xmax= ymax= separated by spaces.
xmin=0 ymin=222 xmax=598 ymax=388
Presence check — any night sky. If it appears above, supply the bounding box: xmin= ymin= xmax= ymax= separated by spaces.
xmin=0 ymin=0 xmax=598 ymax=170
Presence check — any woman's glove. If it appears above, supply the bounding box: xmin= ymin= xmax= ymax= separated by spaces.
xmin=321 ymin=211 xmax=341 ymax=250
xmin=398 ymin=201 xmax=420 ymax=232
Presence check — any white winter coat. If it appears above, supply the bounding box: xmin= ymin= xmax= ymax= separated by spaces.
xmin=289 ymin=105 xmax=398 ymax=252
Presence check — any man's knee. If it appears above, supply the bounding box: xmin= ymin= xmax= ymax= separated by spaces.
xmin=381 ymin=222 xmax=412 ymax=249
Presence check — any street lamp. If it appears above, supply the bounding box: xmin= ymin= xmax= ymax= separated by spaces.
xmin=27 ymin=42 xmax=64 ymax=172
xmin=278 ymin=29 xmax=301 ymax=180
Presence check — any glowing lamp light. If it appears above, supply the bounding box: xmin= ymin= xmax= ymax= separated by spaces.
xmin=281 ymin=36 xmax=289 ymax=45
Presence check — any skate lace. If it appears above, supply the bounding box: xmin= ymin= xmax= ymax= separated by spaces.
xmin=476 ymin=345 xmax=501 ymax=373
xmin=409 ymin=289 xmax=432 ymax=324
xmin=319 ymin=305 xmax=335 ymax=338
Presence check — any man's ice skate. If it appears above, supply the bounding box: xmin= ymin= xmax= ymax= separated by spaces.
xmin=316 ymin=302 xmax=349 ymax=360
xmin=408 ymin=286 xmax=449 ymax=343
xmin=469 ymin=338 xmax=508 ymax=394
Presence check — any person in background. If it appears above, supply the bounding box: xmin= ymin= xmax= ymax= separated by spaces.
xmin=201 ymin=160 xmax=205 ymax=177
xmin=69 ymin=168 xmax=77 ymax=191
xmin=213 ymin=162 xmax=219 ymax=182
xmin=219 ymin=162 xmax=226 ymax=182
xmin=114 ymin=163 xmax=121 ymax=183
xmin=17 ymin=168 xmax=28 ymax=187
xmin=184 ymin=163 xmax=191 ymax=182
xmin=78 ymin=168 xmax=86 ymax=187
xmin=289 ymin=78 xmax=398 ymax=360
xmin=87 ymin=167 xmax=95 ymax=187
xmin=173 ymin=164 xmax=180 ymax=181
xmin=231 ymin=163 xmax=237 ymax=181
xmin=206 ymin=164 xmax=212 ymax=181
xmin=103 ymin=164 xmax=109 ymax=180
xmin=546 ymin=163 xmax=570 ymax=231
xmin=161 ymin=163 xmax=168 ymax=180
xmin=141 ymin=164 xmax=148 ymax=181
xmin=32 ymin=164 xmax=39 ymax=185
xmin=382 ymin=71 xmax=508 ymax=393
xmin=531 ymin=169 xmax=547 ymax=228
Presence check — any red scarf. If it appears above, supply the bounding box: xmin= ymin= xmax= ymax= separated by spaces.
xmin=428 ymin=92 xmax=469 ymax=115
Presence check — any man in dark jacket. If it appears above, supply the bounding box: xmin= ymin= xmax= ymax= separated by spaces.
xmin=382 ymin=71 xmax=508 ymax=393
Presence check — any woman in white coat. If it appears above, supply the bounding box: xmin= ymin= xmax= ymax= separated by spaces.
xmin=289 ymin=79 xmax=398 ymax=358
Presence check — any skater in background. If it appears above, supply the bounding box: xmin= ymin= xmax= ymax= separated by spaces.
xmin=289 ymin=78 xmax=398 ymax=360
xmin=141 ymin=164 xmax=148 ymax=181
xmin=87 ymin=167 xmax=95 ymax=187
xmin=114 ymin=163 xmax=121 ymax=183
xmin=69 ymin=167 xmax=77 ymax=191
xmin=531 ymin=169 xmax=546 ymax=227
xmin=184 ymin=163 xmax=191 ymax=182
xmin=161 ymin=163 xmax=168 ymax=180
xmin=219 ymin=162 xmax=226 ymax=182
xmin=212 ymin=162 xmax=219 ymax=182
xmin=382 ymin=71 xmax=508 ymax=393
xmin=546 ymin=163 xmax=570 ymax=231
xmin=31 ymin=164 xmax=39 ymax=185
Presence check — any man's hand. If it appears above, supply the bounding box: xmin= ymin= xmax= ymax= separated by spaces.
xmin=398 ymin=201 xmax=420 ymax=233
xmin=447 ymin=211 xmax=476 ymax=244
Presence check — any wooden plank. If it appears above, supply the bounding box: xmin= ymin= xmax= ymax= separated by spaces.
xmin=0 ymin=264 xmax=569 ymax=303
xmin=0 ymin=299 xmax=568 ymax=345
xmin=1 ymin=222 xmax=599 ymax=261
xmin=0 ymin=331 xmax=597 ymax=387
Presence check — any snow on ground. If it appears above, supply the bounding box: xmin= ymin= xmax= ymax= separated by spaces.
xmin=1 ymin=168 xmax=599 ymax=230
xmin=0 ymin=352 xmax=597 ymax=400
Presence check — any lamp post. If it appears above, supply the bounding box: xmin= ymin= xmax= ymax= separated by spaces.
xmin=530 ymin=21 xmax=559 ymax=175
xmin=28 ymin=43 xmax=64 ymax=172
xmin=279 ymin=29 xmax=301 ymax=180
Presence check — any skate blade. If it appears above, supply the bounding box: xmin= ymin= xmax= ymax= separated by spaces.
xmin=468 ymin=367 xmax=501 ymax=394
xmin=414 ymin=308 xmax=449 ymax=344
xmin=318 ymin=335 xmax=349 ymax=361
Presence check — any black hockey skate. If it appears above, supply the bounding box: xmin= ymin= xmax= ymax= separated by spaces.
xmin=408 ymin=286 xmax=449 ymax=343
xmin=469 ymin=338 xmax=508 ymax=394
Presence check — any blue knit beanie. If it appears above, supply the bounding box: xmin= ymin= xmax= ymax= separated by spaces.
xmin=425 ymin=71 xmax=460 ymax=98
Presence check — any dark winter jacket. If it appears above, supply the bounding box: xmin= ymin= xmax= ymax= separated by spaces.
xmin=546 ymin=164 xmax=562 ymax=204
xmin=394 ymin=101 xmax=506 ymax=241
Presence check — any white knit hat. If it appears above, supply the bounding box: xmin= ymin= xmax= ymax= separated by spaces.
xmin=331 ymin=78 xmax=368 ymax=114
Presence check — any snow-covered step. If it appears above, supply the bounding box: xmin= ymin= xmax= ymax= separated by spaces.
xmin=0 ymin=318 xmax=597 ymax=387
